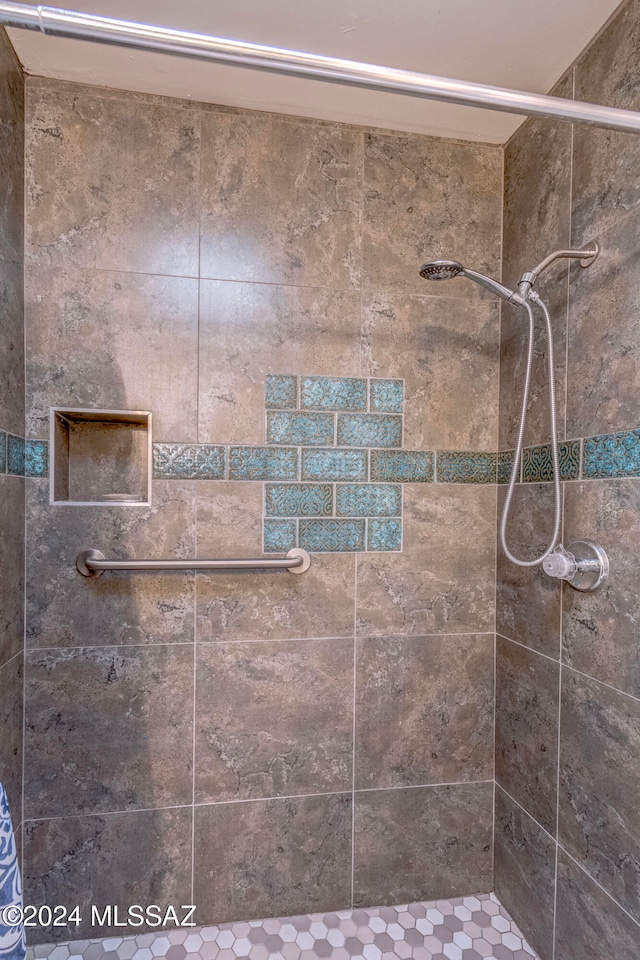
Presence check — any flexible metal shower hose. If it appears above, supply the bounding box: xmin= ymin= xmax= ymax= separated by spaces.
xmin=500 ymin=292 xmax=562 ymax=566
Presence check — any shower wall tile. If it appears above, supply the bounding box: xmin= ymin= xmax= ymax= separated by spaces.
xmin=0 ymin=431 xmax=5 ymax=473
xmin=494 ymin=786 xmax=556 ymax=960
xmin=195 ymin=481 xmax=355 ymax=641
xmin=25 ymin=266 xmax=199 ymax=441
xmin=367 ymin=517 xmax=402 ymax=551
xmin=362 ymin=294 xmax=500 ymax=451
xmin=522 ymin=439 xmax=580 ymax=482
xmin=301 ymin=376 xmax=367 ymax=411
xmin=496 ymin=484 xmax=561 ymax=660
xmin=559 ymin=668 xmax=640 ymax=924
xmin=24 ymin=644 xmax=194 ymax=820
xmin=153 ymin=443 xmax=225 ymax=480
xmin=299 ymin=518 xmax=365 ymax=552
xmin=582 ymin=428 xmax=640 ymax=478
xmin=498 ymin=449 xmax=518 ymax=484
xmin=228 ymin=446 xmax=298 ymax=481
xmin=356 ymin=485 xmax=495 ymax=637
xmin=266 ymin=411 xmax=335 ymax=446
xmin=23 ymin=807 xmax=193 ymax=944
xmin=555 ymin=852 xmax=640 ymax=960
xmin=0 ymin=30 xmax=24 ymax=265
xmin=336 ymin=483 xmax=401 ymax=517
xmin=7 ymin=434 xmax=24 ymax=475
xmin=263 ymin=518 xmax=297 ymax=553
xmin=369 ymin=449 xmax=433 ymax=483
xmin=563 ymin=479 xmax=640 ymax=699
xmin=24 ymin=439 xmax=48 ymax=478
xmin=25 ymin=83 xmax=200 ymax=276
xmin=265 ymin=374 xmax=298 ymax=410
xmin=0 ymin=261 xmax=25 ymax=437
xmin=0 ymin=653 xmax=23 ymax=819
xmin=0 ymin=475 xmax=25 ymax=667
xmin=369 ymin=378 xmax=404 ymax=413
xmin=355 ymin=634 xmax=494 ymax=789
xmin=198 ymin=282 xmax=361 ymax=445
xmin=495 ymin=635 xmax=559 ymax=836
xmin=194 ymin=638 xmax=352 ymax=802
xmin=193 ymin=794 xmax=352 ymax=923
xmin=199 ymin=110 xmax=361 ymax=289
xmin=301 ymin=448 xmax=367 ymax=482
xmin=436 ymin=451 xmax=497 ymax=483
xmin=353 ymin=783 xmax=493 ymax=907
xmin=336 ymin=413 xmax=402 ymax=448
xmin=26 ymin=479 xmax=196 ymax=649
xmin=362 ymin=132 xmax=502 ymax=298
xmin=265 ymin=483 xmax=333 ymax=517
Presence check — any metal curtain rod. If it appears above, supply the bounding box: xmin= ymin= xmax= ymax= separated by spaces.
xmin=76 ymin=548 xmax=311 ymax=577
xmin=2 ymin=3 xmax=640 ymax=134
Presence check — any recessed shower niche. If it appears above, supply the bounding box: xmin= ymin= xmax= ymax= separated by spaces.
xmin=50 ymin=408 xmax=152 ymax=505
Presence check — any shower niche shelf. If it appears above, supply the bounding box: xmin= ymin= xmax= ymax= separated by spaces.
xmin=50 ymin=407 xmax=152 ymax=506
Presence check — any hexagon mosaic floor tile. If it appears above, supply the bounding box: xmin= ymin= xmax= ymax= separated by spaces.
xmin=27 ymin=894 xmax=539 ymax=960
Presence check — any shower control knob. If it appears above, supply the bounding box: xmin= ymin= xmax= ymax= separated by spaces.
xmin=543 ymin=540 xmax=609 ymax=592
xmin=543 ymin=548 xmax=577 ymax=581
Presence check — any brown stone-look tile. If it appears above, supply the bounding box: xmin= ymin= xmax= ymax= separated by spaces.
xmin=193 ymin=794 xmax=351 ymax=924
xmin=494 ymin=785 xmax=556 ymax=960
xmin=356 ymin=485 xmax=495 ymax=637
xmin=566 ymin=208 xmax=640 ymax=439
xmin=554 ymin=851 xmax=640 ymax=960
xmin=0 ymin=474 xmax=24 ymax=666
xmin=25 ymin=266 xmax=198 ymax=441
xmin=25 ymin=83 xmax=199 ymax=276
xmin=362 ymin=132 xmax=502 ymax=297
xmin=24 ymin=644 xmax=194 ymax=819
xmin=563 ymin=479 xmax=640 ymax=699
xmin=496 ymin=484 xmax=562 ymax=659
xmin=355 ymin=634 xmax=493 ymax=789
xmin=361 ymin=294 xmax=499 ymax=451
xmin=199 ymin=111 xmax=361 ymax=289
xmin=26 ymin=479 xmax=196 ymax=649
xmin=495 ymin=636 xmax=559 ymax=835
xmin=195 ymin=638 xmax=353 ymax=802
xmin=198 ymin=281 xmax=361 ymax=446
xmin=23 ymin=808 xmax=192 ymax=943
xmin=0 ymin=28 xmax=24 ymax=265
xmin=196 ymin=482 xmax=355 ymax=641
xmin=559 ymin=668 xmax=640 ymax=924
xmin=0 ymin=260 xmax=24 ymax=436
xmin=353 ymin=783 xmax=493 ymax=907
xmin=0 ymin=653 xmax=23 ymax=820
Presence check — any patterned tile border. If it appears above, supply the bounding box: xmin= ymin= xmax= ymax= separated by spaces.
xmin=336 ymin=414 xmax=402 ymax=449
xmin=437 ymin=452 xmax=497 ymax=484
xmin=0 ymin=431 xmax=6 ymax=474
xmin=522 ymin=440 xmax=580 ymax=483
xmin=7 ymin=434 xmax=25 ymax=476
xmin=265 ymin=483 xmax=333 ymax=517
xmin=25 ymin=893 xmax=539 ymax=960
xmin=266 ymin=412 xmax=335 ymax=447
xmin=370 ymin=450 xmax=434 ymax=483
xmin=153 ymin=444 xmax=225 ymax=480
xmin=583 ymin=429 xmax=640 ymax=479
xmin=299 ymin=517 xmax=366 ymax=552
xmin=266 ymin=376 xmax=405 ymax=415
xmin=300 ymin=376 xmax=367 ymax=411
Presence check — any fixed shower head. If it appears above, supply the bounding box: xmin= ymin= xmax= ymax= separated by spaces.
xmin=419 ymin=259 xmax=525 ymax=306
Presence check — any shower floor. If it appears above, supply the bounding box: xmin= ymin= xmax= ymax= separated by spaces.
xmin=26 ymin=893 xmax=539 ymax=960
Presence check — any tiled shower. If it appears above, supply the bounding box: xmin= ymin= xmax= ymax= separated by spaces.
xmin=1 ymin=1 xmax=639 ymax=959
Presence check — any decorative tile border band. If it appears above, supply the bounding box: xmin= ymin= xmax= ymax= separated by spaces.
xmin=266 ymin=375 xmax=404 ymax=414
xmin=0 ymin=432 xmax=49 ymax=478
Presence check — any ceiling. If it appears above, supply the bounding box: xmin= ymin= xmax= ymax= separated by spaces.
xmin=7 ymin=0 xmax=625 ymax=143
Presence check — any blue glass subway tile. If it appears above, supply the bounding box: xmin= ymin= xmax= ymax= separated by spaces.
xmin=265 ymin=483 xmax=333 ymax=517
xmin=266 ymin=411 xmax=334 ymax=446
xmin=522 ymin=440 xmax=581 ymax=482
xmin=302 ymin=448 xmax=367 ymax=482
xmin=299 ymin=518 xmax=365 ymax=552
xmin=437 ymin=451 xmax=497 ymax=484
xmin=265 ymin=375 xmax=298 ymax=410
xmin=301 ymin=376 xmax=367 ymax=411
xmin=153 ymin=443 xmax=226 ymax=480
xmin=0 ymin=431 xmax=6 ymax=473
xmin=229 ymin=446 xmax=298 ymax=481
xmin=370 ymin=379 xmax=404 ymax=414
xmin=336 ymin=414 xmax=402 ymax=448
xmin=336 ymin=483 xmax=401 ymax=517
xmin=367 ymin=518 xmax=402 ymax=551
xmin=24 ymin=440 xmax=49 ymax=478
xmin=263 ymin=519 xmax=297 ymax=553
xmin=583 ymin=429 xmax=640 ymax=479
xmin=7 ymin=435 xmax=24 ymax=476
xmin=370 ymin=449 xmax=434 ymax=483
xmin=498 ymin=450 xmax=517 ymax=485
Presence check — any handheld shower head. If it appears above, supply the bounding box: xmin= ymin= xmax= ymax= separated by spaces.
xmin=419 ymin=259 xmax=525 ymax=306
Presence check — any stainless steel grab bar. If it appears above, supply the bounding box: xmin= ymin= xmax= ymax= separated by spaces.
xmin=76 ymin=548 xmax=311 ymax=577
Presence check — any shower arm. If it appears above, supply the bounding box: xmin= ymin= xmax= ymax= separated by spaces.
xmin=517 ymin=241 xmax=599 ymax=298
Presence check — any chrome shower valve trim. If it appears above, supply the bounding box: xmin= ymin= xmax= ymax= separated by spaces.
xmin=542 ymin=540 xmax=609 ymax=592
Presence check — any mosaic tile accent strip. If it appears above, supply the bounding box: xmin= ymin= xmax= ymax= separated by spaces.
xmin=229 ymin=447 xmax=298 ymax=481
xmin=437 ymin=451 xmax=497 ymax=484
xmin=336 ymin=483 xmax=401 ymax=517
xmin=25 ymin=440 xmax=49 ymax=478
xmin=302 ymin=448 xmax=367 ymax=482
xmin=299 ymin=518 xmax=365 ymax=552
xmin=370 ymin=378 xmax=404 ymax=413
xmin=265 ymin=375 xmax=298 ymax=410
xmin=265 ymin=483 xmax=333 ymax=517
xmin=266 ymin=412 xmax=334 ymax=447
xmin=370 ymin=449 xmax=434 ymax=483
xmin=582 ymin=428 xmax=640 ymax=479
xmin=301 ymin=376 xmax=367 ymax=411
xmin=337 ymin=414 xmax=402 ymax=449
xmin=25 ymin=893 xmax=539 ymax=960
xmin=6 ymin=435 xmax=24 ymax=476
xmin=263 ymin=518 xmax=297 ymax=553
xmin=522 ymin=440 xmax=581 ymax=483
xmin=153 ymin=443 xmax=226 ymax=480
xmin=368 ymin=517 xmax=403 ymax=551
xmin=0 ymin=431 xmax=6 ymax=473
xmin=498 ymin=450 xmax=518 ymax=485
